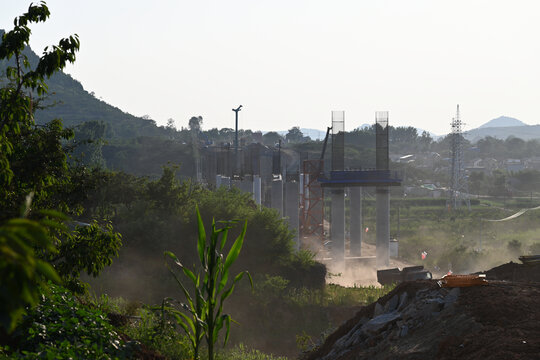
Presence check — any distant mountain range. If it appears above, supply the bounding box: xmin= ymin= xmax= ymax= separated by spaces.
xmin=464 ymin=116 xmax=540 ymax=141
xmin=272 ymin=116 xmax=540 ymax=142
xmin=465 ymin=125 xmax=540 ymax=141
xmin=478 ymin=116 xmax=527 ymax=128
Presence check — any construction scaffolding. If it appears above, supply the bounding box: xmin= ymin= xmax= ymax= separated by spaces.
xmin=300 ymin=160 xmax=324 ymax=242
xmin=332 ymin=111 xmax=345 ymax=171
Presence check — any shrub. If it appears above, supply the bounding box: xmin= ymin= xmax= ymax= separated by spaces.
xmin=5 ymin=284 xmax=135 ymax=359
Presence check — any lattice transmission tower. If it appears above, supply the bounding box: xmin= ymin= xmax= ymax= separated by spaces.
xmin=447 ymin=105 xmax=471 ymax=210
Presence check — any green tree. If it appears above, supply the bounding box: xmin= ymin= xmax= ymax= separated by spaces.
xmin=505 ymin=136 xmax=526 ymax=159
xmin=262 ymin=131 xmax=283 ymax=146
xmin=511 ymin=169 xmax=540 ymax=193
xmin=0 ymin=2 xmax=121 ymax=298
xmin=489 ymin=169 xmax=509 ymax=196
xmin=70 ymin=120 xmax=107 ymax=168
xmin=189 ymin=116 xmax=203 ymax=132
xmin=391 ymin=126 xmax=418 ymax=144
xmin=469 ymin=171 xmax=485 ymax=196
xmin=286 ymin=126 xmax=304 ymax=143
xmin=0 ymin=2 xmax=79 ymax=329
xmin=0 ymin=1 xmax=79 ymax=216
xmin=419 ymin=130 xmax=433 ymax=151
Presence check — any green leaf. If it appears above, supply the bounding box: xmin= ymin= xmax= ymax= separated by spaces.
xmin=223 ymin=220 xmax=247 ymax=273
xmin=220 ymin=228 xmax=228 ymax=251
xmin=222 ymin=314 xmax=231 ymax=346
xmin=163 ymin=251 xmax=195 ymax=310
xmin=196 ymin=206 xmax=206 ymax=267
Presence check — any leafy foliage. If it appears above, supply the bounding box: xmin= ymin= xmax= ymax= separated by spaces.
xmin=50 ymin=220 xmax=122 ymax=293
xmin=0 ymin=1 xmax=79 ymax=195
xmin=4 ymin=284 xmax=135 ymax=359
xmin=0 ymin=206 xmax=62 ymax=332
xmin=217 ymin=344 xmax=288 ymax=360
xmin=0 ymin=2 xmax=122 ymax=311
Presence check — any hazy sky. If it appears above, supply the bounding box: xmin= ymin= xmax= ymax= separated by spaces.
xmin=2 ymin=0 xmax=540 ymax=135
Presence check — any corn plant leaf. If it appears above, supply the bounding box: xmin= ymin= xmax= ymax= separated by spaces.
xmin=219 ymin=227 xmax=228 ymax=251
xmin=196 ymin=206 xmax=206 ymax=267
xmin=164 ymin=250 xmax=197 ymax=284
xmin=220 ymin=220 xmax=247 ymax=291
xmin=163 ymin=251 xmax=195 ymax=309
xmin=220 ymin=283 xmax=236 ymax=304
xmin=165 ymin=251 xmax=192 ymax=278
xmin=182 ymin=266 xmax=197 ymax=285
xmin=221 ymin=314 xmax=232 ymax=346
xmin=170 ymin=311 xmax=197 ymax=348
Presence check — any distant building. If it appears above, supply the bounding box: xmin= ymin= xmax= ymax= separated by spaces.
xmin=506 ymin=159 xmax=524 ymax=173
xmin=525 ymin=157 xmax=540 ymax=170
xmin=405 ymin=183 xmax=443 ymax=198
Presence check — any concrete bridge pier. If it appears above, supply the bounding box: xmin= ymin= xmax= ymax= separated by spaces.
xmin=349 ymin=187 xmax=362 ymax=257
xmin=331 ymin=189 xmax=345 ymax=263
xmin=376 ymin=186 xmax=390 ymax=268
xmin=271 ymin=177 xmax=283 ymax=216
xmin=253 ymin=175 xmax=262 ymax=206
xmin=285 ymin=181 xmax=300 ymax=251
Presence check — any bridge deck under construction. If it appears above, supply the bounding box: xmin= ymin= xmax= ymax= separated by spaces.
xmin=318 ymin=170 xmax=402 ymax=187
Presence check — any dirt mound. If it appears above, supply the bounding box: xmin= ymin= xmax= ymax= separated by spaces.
xmin=481 ymin=261 xmax=540 ymax=283
xmin=302 ymin=263 xmax=540 ymax=360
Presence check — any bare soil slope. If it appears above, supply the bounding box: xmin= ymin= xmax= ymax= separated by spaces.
xmin=302 ymin=263 xmax=540 ymax=360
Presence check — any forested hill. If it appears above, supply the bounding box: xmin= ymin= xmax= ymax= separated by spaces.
xmin=0 ymin=29 xmax=168 ymax=139
xmin=34 ymin=70 xmax=166 ymax=139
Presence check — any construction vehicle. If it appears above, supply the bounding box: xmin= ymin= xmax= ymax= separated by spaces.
xmin=377 ymin=265 xmax=432 ymax=286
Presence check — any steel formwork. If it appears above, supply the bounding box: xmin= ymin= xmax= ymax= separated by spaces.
xmin=332 ymin=111 xmax=345 ymax=171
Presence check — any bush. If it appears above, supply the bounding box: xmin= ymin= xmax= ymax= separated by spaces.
xmin=88 ymin=170 xmax=327 ymax=303
xmin=4 ymin=284 xmax=136 ymax=359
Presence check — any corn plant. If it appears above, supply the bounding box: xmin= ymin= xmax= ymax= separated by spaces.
xmin=163 ymin=207 xmax=252 ymax=360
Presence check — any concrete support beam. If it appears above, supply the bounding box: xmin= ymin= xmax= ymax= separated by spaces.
xmin=284 ymin=181 xmax=300 ymax=251
xmin=349 ymin=187 xmax=362 ymax=256
xmin=253 ymin=175 xmax=262 ymax=206
xmin=271 ymin=178 xmax=283 ymax=216
xmin=376 ymin=187 xmax=390 ymax=268
xmin=330 ymin=189 xmax=345 ymax=262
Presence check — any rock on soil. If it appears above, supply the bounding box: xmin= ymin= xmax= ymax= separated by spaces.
xmin=301 ymin=262 xmax=540 ymax=360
